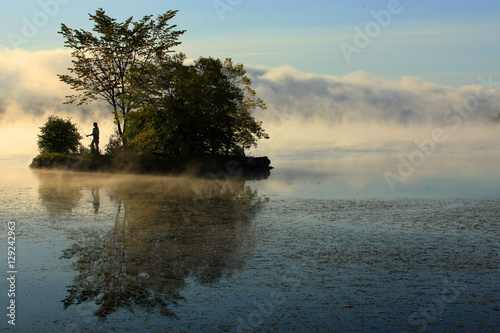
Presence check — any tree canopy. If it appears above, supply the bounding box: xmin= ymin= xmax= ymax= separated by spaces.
xmin=125 ymin=55 xmax=268 ymax=157
xmin=58 ymin=8 xmax=268 ymax=158
xmin=37 ymin=115 xmax=82 ymax=154
xmin=58 ymin=8 xmax=185 ymax=147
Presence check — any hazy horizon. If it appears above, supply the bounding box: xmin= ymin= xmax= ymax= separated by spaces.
xmin=1 ymin=48 xmax=499 ymax=158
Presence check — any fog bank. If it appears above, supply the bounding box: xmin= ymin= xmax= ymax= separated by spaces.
xmin=1 ymin=48 xmax=499 ymax=157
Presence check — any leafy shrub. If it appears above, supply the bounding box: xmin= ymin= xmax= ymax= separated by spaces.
xmin=37 ymin=115 xmax=82 ymax=154
xmin=104 ymin=131 xmax=124 ymax=156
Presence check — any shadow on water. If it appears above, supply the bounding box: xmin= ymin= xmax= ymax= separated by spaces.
xmin=33 ymin=170 xmax=269 ymax=320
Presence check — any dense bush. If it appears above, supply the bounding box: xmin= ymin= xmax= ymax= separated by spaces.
xmin=37 ymin=115 xmax=82 ymax=154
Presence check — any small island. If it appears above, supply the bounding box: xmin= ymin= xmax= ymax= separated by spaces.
xmin=30 ymin=8 xmax=271 ymax=178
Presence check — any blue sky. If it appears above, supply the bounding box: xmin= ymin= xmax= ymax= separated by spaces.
xmin=1 ymin=0 xmax=499 ymax=87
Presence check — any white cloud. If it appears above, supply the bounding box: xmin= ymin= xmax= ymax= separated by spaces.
xmin=0 ymin=48 xmax=111 ymax=155
xmin=246 ymin=65 xmax=500 ymax=157
xmin=0 ymin=47 xmax=102 ymax=121
xmin=1 ymin=48 xmax=499 ymax=157
xmin=248 ymin=65 xmax=500 ymax=126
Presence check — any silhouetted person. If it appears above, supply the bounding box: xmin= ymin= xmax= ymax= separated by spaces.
xmin=87 ymin=122 xmax=99 ymax=153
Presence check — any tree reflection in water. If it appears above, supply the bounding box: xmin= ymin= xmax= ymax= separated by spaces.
xmin=36 ymin=170 xmax=84 ymax=215
xmin=59 ymin=174 xmax=267 ymax=319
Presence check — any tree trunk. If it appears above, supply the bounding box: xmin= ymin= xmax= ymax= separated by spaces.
xmin=113 ymin=106 xmax=128 ymax=150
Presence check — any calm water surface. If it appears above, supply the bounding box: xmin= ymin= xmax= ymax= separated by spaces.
xmin=0 ymin=153 xmax=499 ymax=332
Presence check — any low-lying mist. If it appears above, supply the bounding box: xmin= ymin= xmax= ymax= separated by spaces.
xmin=1 ymin=48 xmax=499 ymax=158
xmin=251 ymin=119 xmax=500 ymax=159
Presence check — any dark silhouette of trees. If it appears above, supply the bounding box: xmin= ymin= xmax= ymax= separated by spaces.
xmin=126 ymin=55 xmax=268 ymax=157
xmin=37 ymin=115 xmax=82 ymax=154
xmin=58 ymin=8 xmax=268 ymax=157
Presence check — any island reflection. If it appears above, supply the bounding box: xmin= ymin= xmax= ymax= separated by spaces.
xmin=34 ymin=171 xmax=268 ymax=319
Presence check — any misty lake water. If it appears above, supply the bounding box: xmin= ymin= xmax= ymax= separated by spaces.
xmin=1 ymin=153 xmax=499 ymax=332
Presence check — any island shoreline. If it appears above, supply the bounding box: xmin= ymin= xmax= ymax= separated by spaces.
xmin=29 ymin=153 xmax=272 ymax=180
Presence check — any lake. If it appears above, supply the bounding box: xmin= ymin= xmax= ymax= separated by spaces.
xmin=1 ymin=153 xmax=499 ymax=332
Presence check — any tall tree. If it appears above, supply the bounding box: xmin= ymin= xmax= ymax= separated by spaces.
xmin=58 ymin=8 xmax=185 ymax=147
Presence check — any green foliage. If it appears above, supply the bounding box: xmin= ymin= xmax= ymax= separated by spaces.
xmin=37 ymin=116 xmax=82 ymax=154
xmin=32 ymin=152 xmax=83 ymax=169
xmin=126 ymin=56 xmax=268 ymax=157
xmin=104 ymin=131 xmax=125 ymax=156
xmin=58 ymin=8 xmax=268 ymax=158
xmin=36 ymin=152 xmax=77 ymax=162
xmin=58 ymin=8 xmax=185 ymax=146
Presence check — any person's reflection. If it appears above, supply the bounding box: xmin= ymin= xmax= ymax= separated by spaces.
xmin=90 ymin=186 xmax=100 ymax=214
xmin=61 ymin=176 xmax=268 ymax=319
